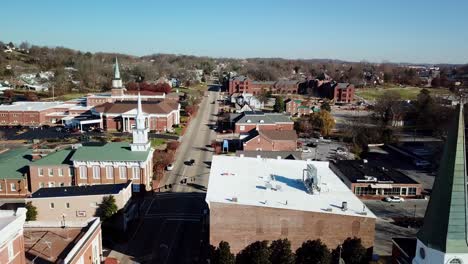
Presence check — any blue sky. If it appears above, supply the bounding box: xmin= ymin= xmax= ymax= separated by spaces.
xmin=1 ymin=0 xmax=467 ymax=64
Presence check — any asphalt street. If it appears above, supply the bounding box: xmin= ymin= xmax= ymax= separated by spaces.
xmin=161 ymin=89 xmax=219 ymax=192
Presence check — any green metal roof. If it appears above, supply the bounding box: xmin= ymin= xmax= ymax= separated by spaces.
xmin=0 ymin=148 xmax=31 ymax=180
xmin=297 ymin=105 xmax=310 ymax=109
xmin=32 ymin=149 xmax=75 ymax=166
xmin=417 ymin=105 xmax=468 ymax=253
xmin=293 ymin=99 xmax=302 ymax=104
xmin=71 ymin=142 xmax=151 ymax=162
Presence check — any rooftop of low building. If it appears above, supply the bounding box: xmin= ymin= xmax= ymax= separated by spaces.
xmin=206 ymin=156 xmax=375 ymax=218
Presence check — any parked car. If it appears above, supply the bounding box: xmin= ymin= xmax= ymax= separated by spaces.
xmin=384 ymin=196 xmax=405 ymax=203
xmin=166 ymin=164 xmax=174 ymax=171
xmin=185 ymin=159 xmax=195 ymax=166
xmin=302 ymin=148 xmax=312 ymax=153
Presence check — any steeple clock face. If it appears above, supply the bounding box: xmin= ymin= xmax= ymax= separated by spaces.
xmin=419 ymin=247 xmax=425 ymax=259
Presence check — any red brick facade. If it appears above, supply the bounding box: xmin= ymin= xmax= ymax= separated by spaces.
xmin=209 ymin=202 xmax=375 ymax=253
xmin=333 ymin=83 xmax=355 ymax=103
xmin=28 ymin=165 xmax=74 ymax=193
xmin=0 ymin=227 xmax=25 ymax=264
xmin=0 ymin=179 xmax=29 ymax=197
xmin=228 ymin=77 xmax=299 ymax=95
xmin=235 ymin=123 xmax=294 ymax=134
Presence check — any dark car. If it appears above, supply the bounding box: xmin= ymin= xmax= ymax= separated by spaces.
xmin=185 ymin=159 xmax=195 ymax=166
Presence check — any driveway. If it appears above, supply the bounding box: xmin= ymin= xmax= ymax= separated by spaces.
xmin=160 ymin=90 xmax=219 ymax=192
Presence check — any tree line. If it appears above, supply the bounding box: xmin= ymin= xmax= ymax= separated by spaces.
xmin=210 ymin=237 xmax=370 ymax=264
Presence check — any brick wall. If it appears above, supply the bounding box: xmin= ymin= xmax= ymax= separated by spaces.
xmin=209 ymin=202 xmax=375 ymax=253
xmin=29 ymin=165 xmax=73 ymax=193
xmin=0 ymin=233 xmax=25 ymax=264
xmin=0 ymin=179 xmax=29 ymax=197
xmin=244 ymin=135 xmax=297 ymax=151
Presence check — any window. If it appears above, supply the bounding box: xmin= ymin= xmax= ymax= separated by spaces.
xmin=449 ymin=259 xmax=462 ymax=264
xmin=119 ymin=166 xmax=127 ymax=179
xmin=50 ymin=202 xmax=55 ymax=209
xmin=132 ymin=167 xmax=140 ymax=179
xmin=0 ymin=183 xmax=2 ymax=191
xmin=38 ymin=168 xmax=44 ymax=176
xmin=408 ymin=187 xmax=417 ymax=195
xmin=92 ymin=166 xmax=100 ymax=179
xmin=354 ymin=186 xmax=376 ymax=196
xmin=79 ymin=166 xmax=87 ymax=179
xmin=69 ymin=167 xmax=74 ymax=177
xmin=58 ymin=168 xmax=63 ymax=177
xmin=48 ymin=168 xmax=53 ymax=176
xmin=240 ymin=125 xmax=245 ymax=131
xmin=39 ymin=182 xmax=45 ymax=188
xmin=90 ymin=202 xmax=99 ymax=208
xmin=48 ymin=182 xmax=55 ymax=188
xmin=7 ymin=241 xmax=13 ymax=261
xmin=106 ymin=166 xmax=114 ymax=179
xmin=10 ymin=183 xmax=16 ymax=191
xmin=66 ymin=202 xmax=70 ymax=209
xmin=59 ymin=182 xmax=65 ymax=187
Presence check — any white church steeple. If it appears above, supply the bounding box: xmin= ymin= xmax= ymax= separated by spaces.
xmin=112 ymin=57 xmax=123 ymax=89
xmin=130 ymin=93 xmax=150 ymax=151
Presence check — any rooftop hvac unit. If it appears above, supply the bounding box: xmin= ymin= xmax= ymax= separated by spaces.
xmin=231 ymin=197 xmax=238 ymax=202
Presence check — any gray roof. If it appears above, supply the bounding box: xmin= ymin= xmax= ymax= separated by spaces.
xmin=417 ymin=105 xmax=468 ymax=253
xmin=236 ymin=112 xmax=292 ymax=124
xmin=335 ymin=83 xmax=351 ymax=89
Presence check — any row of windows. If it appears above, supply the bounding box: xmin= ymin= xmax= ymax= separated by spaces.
xmin=38 ymin=167 xmax=73 ymax=177
xmin=0 ymin=183 xmax=18 ymax=192
xmin=38 ymin=182 xmax=70 ymax=189
xmin=79 ymin=166 xmax=140 ymax=180
xmin=49 ymin=201 xmax=99 ymax=209
xmin=354 ymin=186 xmax=417 ymax=196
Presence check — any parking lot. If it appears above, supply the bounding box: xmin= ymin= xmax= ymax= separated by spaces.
xmin=299 ymin=138 xmax=354 ymax=161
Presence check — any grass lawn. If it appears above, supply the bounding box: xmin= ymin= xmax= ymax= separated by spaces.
xmin=56 ymin=93 xmax=89 ymax=101
xmin=151 ymin=138 xmax=166 ymax=147
xmin=174 ymin=126 xmax=183 ymax=136
xmin=355 ymin=86 xmax=452 ymax=101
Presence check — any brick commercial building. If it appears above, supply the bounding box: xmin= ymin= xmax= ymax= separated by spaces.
xmin=0 ymin=208 xmax=27 ymax=264
xmin=333 ymin=83 xmax=355 ymax=103
xmin=329 ymin=160 xmax=422 ymax=198
xmin=206 ymin=156 xmax=376 ymax=253
xmin=26 ymin=182 xmax=132 ymax=222
xmin=230 ymin=111 xmax=294 ymax=133
xmin=0 ymin=148 xmax=31 ymax=197
xmin=243 ymin=130 xmax=298 ymax=151
xmin=228 ymin=76 xmax=299 ymax=95
xmin=0 ymin=101 xmax=93 ymax=127
xmin=24 ymin=217 xmax=103 ymax=264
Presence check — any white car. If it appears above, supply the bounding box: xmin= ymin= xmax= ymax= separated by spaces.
xmin=302 ymin=148 xmax=312 ymax=153
xmin=384 ymin=196 xmax=405 ymax=203
xmin=166 ymin=164 xmax=174 ymax=171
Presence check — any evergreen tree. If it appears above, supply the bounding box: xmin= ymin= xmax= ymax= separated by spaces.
xmin=295 ymin=239 xmax=331 ymax=264
xmin=273 ymin=96 xmax=285 ymax=113
xmin=97 ymin=195 xmax=118 ymax=221
xmin=236 ymin=240 xmax=271 ymax=264
xmin=269 ymin=239 xmax=294 ymax=264
xmin=25 ymin=202 xmax=37 ymax=221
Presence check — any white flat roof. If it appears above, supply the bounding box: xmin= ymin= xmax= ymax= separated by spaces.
xmin=206 ymin=156 xmax=375 ymax=218
xmin=0 ymin=101 xmax=64 ymax=111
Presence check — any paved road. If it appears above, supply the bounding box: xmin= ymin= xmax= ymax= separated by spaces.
xmin=108 ymin=193 xmax=208 ymax=264
xmin=161 ymin=90 xmax=219 ymax=192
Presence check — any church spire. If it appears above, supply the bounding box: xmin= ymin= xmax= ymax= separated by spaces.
xmin=114 ymin=57 xmax=121 ymax=80
xmin=112 ymin=57 xmax=123 ymax=88
xmin=414 ymin=104 xmax=468 ymax=262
